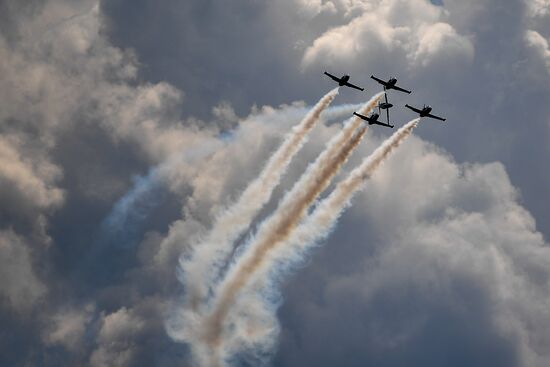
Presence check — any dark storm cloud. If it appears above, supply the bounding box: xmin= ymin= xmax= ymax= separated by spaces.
xmin=99 ymin=0 xmax=367 ymax=118
xmin=0 ymin=0 xmax=549 ymax=366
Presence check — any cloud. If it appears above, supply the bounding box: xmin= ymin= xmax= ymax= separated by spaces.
xmin=43 ymin=305 xmax=94 ymax=351
xmin=301 ymin=0 xmax=473 ymax=70
xmin=90 ymin=307 xmax=145 ymax=367
xmin=525 ymin=30 xmax=550 ymax=72
xmin=0 ymin=1 xmax=226 ymax=362
xmin=411 ymin=22 xmax=474 ymax=68
xmin=0 ymin=136 xmax=64 ymax=224
xmin=0 ymin=230 xmax=46 ymax=310
xmin=526 ymin=0 xmax=550 ymax=21
xmin=0 ymin=0 xmax=548 ymax=366
xmin=274 ymin=133 xmax=550 ymax=367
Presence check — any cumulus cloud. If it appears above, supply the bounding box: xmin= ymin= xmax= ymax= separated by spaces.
xmin=301 ymin=0 xmax=474 ymax=70
xmin=525 ymin=30 xmax=550 ymax=72
xmin=411 ymin=22 xmax=474 ymax=68
xmin=526 ymin=0 xmax=550 ymax=23
xmin=0 ymin=0 xmax=549 ymax=366
xmin=274 ymin=133 xmax=550 ymax=367
xmin=43 ymin=305 xmax=94 ymax=351
xmin=0 ymin=136 xmax=64 ymax=224
xmin=90 ymin=307 xmax=145 ymax=367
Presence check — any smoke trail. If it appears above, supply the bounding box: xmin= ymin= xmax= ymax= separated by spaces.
xmin=310 ymin=118 xmax=421 ymax=221
xmin=201 ymin=118 xmax=418 ymax=366
xmin=204 ymin=123 xmax=368 ymax=354
xmin=98 ymin=168 xmax=163 ymax=248
xmin=200 ymin=95 xmax=383 ymax=356
xmin=261 ymin=118 xmax=422 ymax=281
xmin=321 ymin=102 xmax=364 ymax=123
xmin=181 ymin=88 xmax=340 ymax=310
xmin=98 ymin=100 xmax=355 ymax=253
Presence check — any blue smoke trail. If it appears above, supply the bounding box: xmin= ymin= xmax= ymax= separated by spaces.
xmin=99 ymin=167 xmax=165 ymax=249
xmin=97 ymin=102 xmax=362 ymax=250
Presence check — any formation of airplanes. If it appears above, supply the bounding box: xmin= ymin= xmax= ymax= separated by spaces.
xmin=324 ymin=71 xmax=446 ymax=128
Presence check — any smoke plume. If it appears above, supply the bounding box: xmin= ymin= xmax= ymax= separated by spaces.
xmin=202 ymin=117 xmax=418 ymax=366
xmin=196 ymin=94 xmax=384 ymax=363
xmin=261 ymin=118 xmax=421 ymax=283
xmin=180 ymin=88 xmax=340 ymax=310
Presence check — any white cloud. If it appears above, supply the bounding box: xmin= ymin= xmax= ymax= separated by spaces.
xmin=526 ymin=0 xmax=550 ymax=20
xmin=301 ymin=0 xmax=473 ymax=70
xmin=90 ymin=307 xmax=145 ymax=367
xmin=525 ymin=30 xmax=550 ymax=72
xmin=411 ymin=22 xmax=474 ymax=68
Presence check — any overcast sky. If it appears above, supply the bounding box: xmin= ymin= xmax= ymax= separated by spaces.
xmin=0 ymin=0 xmax=549 ymax=366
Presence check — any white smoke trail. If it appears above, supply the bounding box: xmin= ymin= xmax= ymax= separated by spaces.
xmin=321 ymin=102 xmax=364 ymax=123
xmin=263 ymin=118 xmax=422 ymax=279
xmin=100 ymin=100 xmax=357 ymax=255
xmin=206 ymin=118 xmax=419 ymax=366
xmin=197 ymin=93 xmax=384 ymax=364
xmin=180 ymin=88 xmax=340 ymax=310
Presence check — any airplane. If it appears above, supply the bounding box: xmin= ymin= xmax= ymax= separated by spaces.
xmin=353 ymin=112 xmax=394 ymax=128
xmin=405 ymin=104 xmax=446 ymax=121
xmin=377 ymin=92 xmax=393 ymax=124
xmin=324 ymin=71 xmax=364 ymax=91
xmin=370 ymin=75 xmax=411 ymax=94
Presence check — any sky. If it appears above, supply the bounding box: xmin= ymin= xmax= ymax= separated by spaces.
xmin=0 ymin=0 xmax=549 ymax=366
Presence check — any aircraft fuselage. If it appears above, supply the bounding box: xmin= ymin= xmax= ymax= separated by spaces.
xmin=371 ymin=75 xmax=411 ymax=94
xmin=404 ymin=103 xmax=446 ymax=121
xmin=353 ymin=111 xmax=394 ymax=128
xmin=339 ymin=75 xmax=350 ymax=85
xmin=325 ymin=72 xmax=364 ymax=91
xmin=369 ymin=113 xmax=380 ymax=122
xmin=420 ymin=106 xmax=432 ymax=116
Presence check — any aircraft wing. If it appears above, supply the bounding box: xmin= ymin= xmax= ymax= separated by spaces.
xmin=324 ymin=71 xmax=339 ymax=82
xmin=344 ymin=81 xmax=364 ymax=91
xmin=370 ymin=75 xmax=386 ymax=86
xmin=426 ymin=113 xmax=446 ymax=122
xmin=392 ymin=85 xmax=412 ymax=94
xmin=405 ymin=104 xmax=423 ymax=114
xmin=353 ymin=112 xmax=368 ymax=120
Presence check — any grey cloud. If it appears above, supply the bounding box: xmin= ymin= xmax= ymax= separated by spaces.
xmin=0 ymin=136 xmax=64 ymax=231
xmin=42 ymin=305 xmax=94 ymax=351
xmin=0 ymin=230 xmax=46 ymax=310
xmin=0 ymin=0 xmax=549 ymax=366
xmin=273 ymin=134 xmax=550 ymax=367
xmin=89 ymin=307 xmax=145 ymax=367
xmin=100 ymin=0 xmax=365 ymax=118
